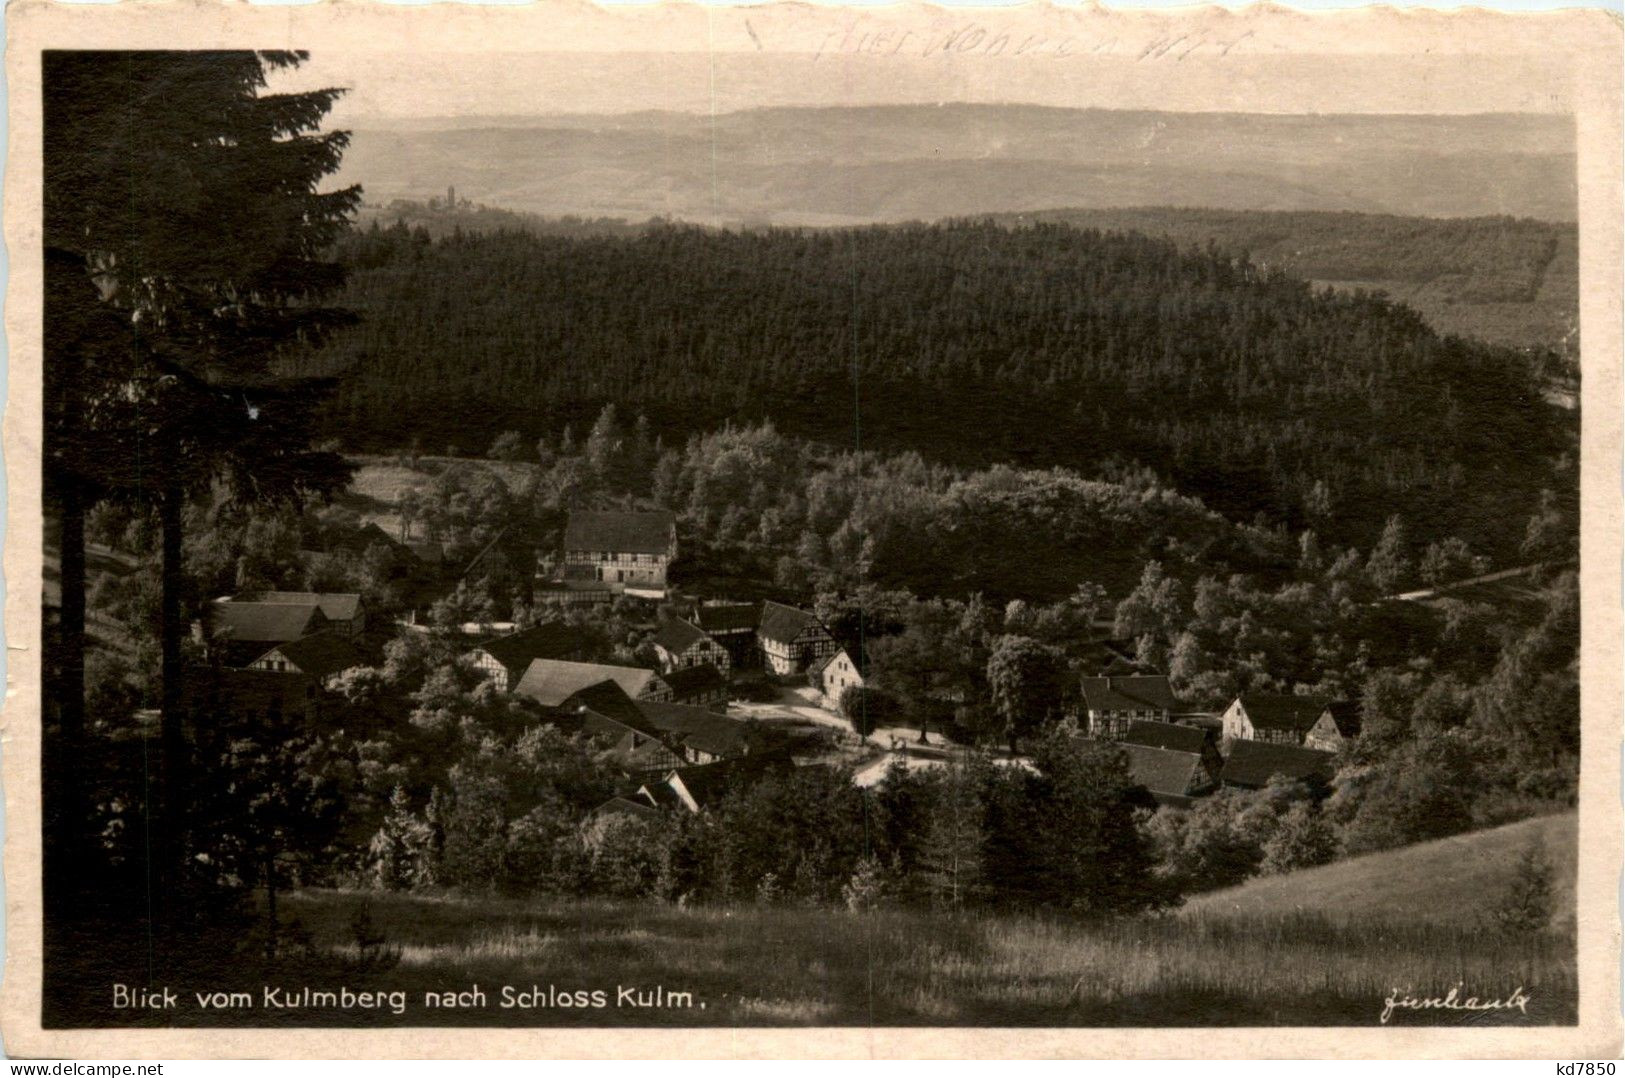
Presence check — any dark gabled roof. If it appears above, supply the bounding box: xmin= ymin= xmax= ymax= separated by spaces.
xmin=694 ymin=602 xmax=762 ymax=634
xmin=1235 ymin=693 xmax=1332 ymax=734
xmin=563 ymin=510 xmax=675 ymax=555
xmin=757 ymin=600 xmax=824 ymax=646
xmin=665 ymin=750 xmax=795 ymax=810
xmin=1122 ymin=719 xmax=1208 ymax=755
xmin=209 ymin=601 xmax=326 ymax=644
xmin=591 ymin=796 xmax=662 ymax=822
xmin=473 ymin=621 xmax=589 ymax=677
xmin=1322 ymin=700 xmax=1362 ymax=737
xmin=1121 ymin=743 xmax=1205 ymax=797
xmin=1221 ymin=740 xmax=1336 ymax=788
xmin=639 ymin=699 xmax=751 ymax=759
xmin=654 ymin=618 xmax=711 ymax=654
xmin=662 ymin=663 xmax=726 ymax=699
xmin=515 ymin=659 xmax=663 ymax=706
xmin=565 ymin=680 xmax=665 ymax=739
xmin=637 ymin=781 xmax=687 ymax=812
xmin=256 ymin=631 xmax=368 ymax=680
xmin=241 ymin=590 xmax=363 ymax=623
xmin=1080 ymin=675 xmax=1179 ymax=714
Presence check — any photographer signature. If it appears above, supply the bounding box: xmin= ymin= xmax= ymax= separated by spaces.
xmin=1381 ymin=984 xmax=1532 ymax=1024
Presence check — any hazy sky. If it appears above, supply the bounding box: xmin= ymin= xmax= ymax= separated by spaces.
xmin=269 ymin=3 xmax=1579 ymax=123
xmin=281 ymin=51 xmax=1575 ymax=123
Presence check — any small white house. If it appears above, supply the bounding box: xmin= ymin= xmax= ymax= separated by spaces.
xmin=816 ymin=646 xmax=867 ymax=709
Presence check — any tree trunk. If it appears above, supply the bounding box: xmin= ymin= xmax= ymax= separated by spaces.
xmin=43 ymin=247 xmax=93 ymax=915
xmin=265 ymin=855 xmax=279 ymax=963
xmin=157 ymin=479 xmax=187 ymax=932
xmin=47 ymin=476 xmax=88 ymax=914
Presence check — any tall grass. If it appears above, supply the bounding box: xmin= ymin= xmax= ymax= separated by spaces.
xmin=48 ymin=890 xmax=1572 ymax=1027
xmin=144 ymin=891 xmax=1566 ymax=1028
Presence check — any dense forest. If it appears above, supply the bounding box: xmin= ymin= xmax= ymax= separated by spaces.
xmin=292 ymin=220 xmax=1574 ymax=561
xmin=990 ymin=208 xmax=1578 ymax=354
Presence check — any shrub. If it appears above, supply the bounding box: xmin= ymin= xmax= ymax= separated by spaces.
xmin=1487 ymin=842 xmax=1555 ymax=935
xmin=840 ymin=685 xmax=901 ymax=737
xmin=732 ymin=676 xmax=780 ymax=703
xmin=843 ymin=856 xmax=892 ymax=912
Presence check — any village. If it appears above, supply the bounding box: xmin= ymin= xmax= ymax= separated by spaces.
xmin=187 ymin=499 xmax=1362 ymax=823
xmin=31 ymin=43 xmax=1592 ymax=1043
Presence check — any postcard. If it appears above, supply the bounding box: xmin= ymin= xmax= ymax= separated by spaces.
xmin=3 ymin=0 xmax=1620 ymax=1059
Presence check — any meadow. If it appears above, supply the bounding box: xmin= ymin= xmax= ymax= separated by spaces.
xmin=1183 ymin=813 xmax=1577 ymax=932
xmin=109 ymin=890 xmax=1557 ymax=1028
xmin=59 ymin=811 xmax=1574 ymax=1030
xmin=49 ymin=815 xmax=1577 ymax=1029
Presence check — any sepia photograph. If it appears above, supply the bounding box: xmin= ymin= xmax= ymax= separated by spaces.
xmin=4 ymin=0 xmax=1621 ymax=1058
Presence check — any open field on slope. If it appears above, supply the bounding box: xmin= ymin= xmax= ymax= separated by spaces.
xmin=1182 ymin=812 xmax=1578 ymax=932
xmin=48 ymin=818 xmax=1576 ymax=1029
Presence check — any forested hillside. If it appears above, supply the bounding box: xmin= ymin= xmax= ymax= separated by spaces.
xmin=295 ymin=220 xmax=1574 ymax=560
xmin=357 ymin=201 xmax=1579 ymax=353
xmin=992 ymin=208 xmax=1578 ymax=354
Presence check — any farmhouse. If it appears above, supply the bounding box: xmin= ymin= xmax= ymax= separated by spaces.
xmin=1121 ymin=719 xmax=1222 ymax=785
xmin=638 ymin=699 xmax=755 ymax=764
xmin=1304 ymin=701 xmax=1361 ymax=752
xmin=1221 ymin=694 xmax=1341 ymax=746
xmin=1121 ymin=743 xmax=1214 ymax=808
xmin=652 ymin=617 xmax=731 ymax=676
xmin=514 ymin=658 xmax=671 ymax=706
xmin=1079 ymin=675 xmax=1180 ymax=739
xmin=661 ymin=663 xmax=729 ymax=711
xmin=1220 ymin=740 xmax=1337 ymax=791
xmin=814 ymin=646 xmax=868 ymax=709
xmin=235 ymin=591 xmax=367 ymax=637
xmin=559 ymin=681 xmax=686 ymax=773
xmin=562 ymin=510 xmax=677 ymax=593
xmin=693 ymin=602 xmax=764 ymax=670
xmin=756 ymin=601 xmax=837 ymax=677
xmin=249 ymin=631 xmax=368 ymax=688
xmin=203 ymin=600 xmax=329 ymax=666
xmin=465 ymin=621 xmax=593 ymax=691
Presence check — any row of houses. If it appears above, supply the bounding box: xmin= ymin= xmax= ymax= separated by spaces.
xmin=656 ymin=600 xmax=865 ymax=708
xmin=657 ymin=599 xmax=841 ymax=678
xmin=1080 ymin=675 xmax=1358 ymax=752
xmin=1078 ymin=674 xmax=1358 ymax=806
xmin=463 ymin=621 xmax=731 ymax=711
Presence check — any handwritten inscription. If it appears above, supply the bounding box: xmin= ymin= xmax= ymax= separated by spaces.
xmin=812 ymin=22 xmax=1254 ymax=61
xmin=1380 ymin=983 xmax=1532 ymax=1024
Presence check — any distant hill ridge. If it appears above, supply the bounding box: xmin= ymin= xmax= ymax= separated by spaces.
xmin=337 ymin=103 xmax=1576 ymax=227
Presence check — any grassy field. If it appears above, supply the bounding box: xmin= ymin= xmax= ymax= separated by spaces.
xmin=53 ymin=818 xmax=1575 ymax=1028
xmin=342 ymin=454 xmax=539 ymax=533
xmin=1184 ymin=812 xmax=1578 ymax=932
xmin=141 ymin=891 xmax=1563 ymax=1028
